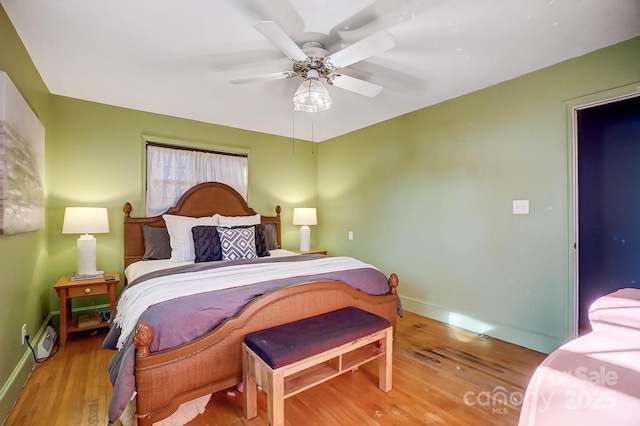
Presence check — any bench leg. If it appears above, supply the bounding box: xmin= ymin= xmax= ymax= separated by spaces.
xmin=243 ymin=346 xmax=258 ymax=419
xmin=267 ymin=371 xmax=285 ymax=426
xmin=378 ymin=327 xmax=393 ymax=392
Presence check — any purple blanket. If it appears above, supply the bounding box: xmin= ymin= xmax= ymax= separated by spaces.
xmin=103 ymin=255 xmax=401 ymax=424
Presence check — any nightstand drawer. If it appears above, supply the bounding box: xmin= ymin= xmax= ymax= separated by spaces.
xmin=68 ymin=283 xmax=108 ymax=298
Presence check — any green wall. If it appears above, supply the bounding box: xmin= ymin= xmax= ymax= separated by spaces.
xmin=0 ymin=5 xmax=52 ymax=421
xmin=45 ymin=96 xmax=319 ymax=286
xmin=317 ymin=36 xmax=640 ymax=354
xmin=0 ymin=6 xmax=318 ymax=421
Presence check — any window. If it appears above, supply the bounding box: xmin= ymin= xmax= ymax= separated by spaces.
xmin=146 ymin=143 xmax=248 ymax=216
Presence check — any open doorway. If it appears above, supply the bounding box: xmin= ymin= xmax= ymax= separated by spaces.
xmin=576 ymin=94 xmax=640 ymax=335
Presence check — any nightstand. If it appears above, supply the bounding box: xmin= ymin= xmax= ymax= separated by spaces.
xmin=292 ymin=248 xmax=327 ymax=255
xmin=54 ymin=272 xmax=120 ymax=345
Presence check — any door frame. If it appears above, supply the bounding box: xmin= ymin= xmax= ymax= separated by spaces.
xmin=564 ymin=82 xmax=640 ymax=341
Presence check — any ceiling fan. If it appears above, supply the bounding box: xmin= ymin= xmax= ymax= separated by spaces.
xmin=230 ymin=21 xmax=395 ymax=111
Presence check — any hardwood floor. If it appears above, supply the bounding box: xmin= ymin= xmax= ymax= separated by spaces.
xmin=4 ymin=312 xmax=546 ymax=426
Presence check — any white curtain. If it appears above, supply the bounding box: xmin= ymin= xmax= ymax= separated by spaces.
xmin=146 ymin=145 xmax=248 ymax=216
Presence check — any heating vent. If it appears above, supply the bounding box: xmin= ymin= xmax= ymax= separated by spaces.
xmin=37 ymin=326 xmax=57 ymax=359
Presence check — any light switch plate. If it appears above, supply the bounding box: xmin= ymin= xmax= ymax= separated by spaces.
xmin=513 ymin=200 xmax=529 ymax=215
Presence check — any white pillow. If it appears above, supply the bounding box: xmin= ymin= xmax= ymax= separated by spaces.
xmin=218 ymin=214 xmax=261 ymax=227
xmin=163 ymin=214 xmax=219 ymax=262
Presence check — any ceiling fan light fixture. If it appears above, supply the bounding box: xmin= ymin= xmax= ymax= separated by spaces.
xmin=293 ymin=70 xmax=332 ymax=113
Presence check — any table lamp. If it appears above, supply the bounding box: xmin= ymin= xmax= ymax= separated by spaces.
xmin=293 ymin=208 xmax=317 ymax=252
xmin=62 ymin=207 xmax=109 ymax=274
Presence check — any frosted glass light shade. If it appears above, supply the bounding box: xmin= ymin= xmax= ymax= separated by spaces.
xmin=293 ymin=70 xmax=332 ymax=113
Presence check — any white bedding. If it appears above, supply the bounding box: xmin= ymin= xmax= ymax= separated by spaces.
xmin=116 ymin=253 xmax=374 ymax=350
xmin=124 ymin=249 xmax=300 ymax=282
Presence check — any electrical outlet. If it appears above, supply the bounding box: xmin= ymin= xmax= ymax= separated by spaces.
xmin=21 ymin=323 xmax=27 ymax=345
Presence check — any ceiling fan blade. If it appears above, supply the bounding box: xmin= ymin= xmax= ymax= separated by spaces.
xmin=329 ymin=0 xmax=447 ymax=44
xmin=230 ymin=71 xmax=297 ymax=85
xmin=328 ymin=74 xmax=383 ymax=98
xmin=253 ymin=21 xmax=309 ymax=64
xmin=323 ymin=30 xmax=395 ymax=71
xmin=237 ymin=0 xmax=305 ymax=36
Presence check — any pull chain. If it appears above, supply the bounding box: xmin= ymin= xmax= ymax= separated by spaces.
xmin=292 ymin=109 xmax=295 ymax=155
xmin=311 ymin=120 xmax=315 ymax=155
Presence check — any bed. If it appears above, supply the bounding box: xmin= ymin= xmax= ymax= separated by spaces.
xmin=103 ymin=182 xmax=401 ymax=426
xmin=518 ymin=288 xmax=640 ymax=425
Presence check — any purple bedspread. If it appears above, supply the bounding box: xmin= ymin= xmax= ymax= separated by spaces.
xmin=103 ymin=255 xmax=401 ymax=424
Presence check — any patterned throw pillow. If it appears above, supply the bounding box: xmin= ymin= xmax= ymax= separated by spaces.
xmin=217 ymin=227 xmax=258 ymax=260
xmin=231 ymin=224 xmax=270 ymax=257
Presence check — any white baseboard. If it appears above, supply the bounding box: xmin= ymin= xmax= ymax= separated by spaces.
xmin=399 ymin=295 xmax=562 ymax=355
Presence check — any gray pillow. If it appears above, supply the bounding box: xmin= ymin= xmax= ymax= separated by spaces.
xmin=141 ymin=224 xmax=171 ymax=260
xmin=263 ymin=223 xmax=278 ymax=250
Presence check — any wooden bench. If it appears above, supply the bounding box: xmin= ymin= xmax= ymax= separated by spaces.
xmin=242 ymin=307 xmax=393 ymax=426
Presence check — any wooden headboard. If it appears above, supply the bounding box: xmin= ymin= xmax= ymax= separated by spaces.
xmin=123 ymin=182 xmax=282 ymax=268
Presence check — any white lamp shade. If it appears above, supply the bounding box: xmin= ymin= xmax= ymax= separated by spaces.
xmin=62 ymin=207 xmax=110 ymax=234
xmin=292 ymin=208 xmax=317 ymax=226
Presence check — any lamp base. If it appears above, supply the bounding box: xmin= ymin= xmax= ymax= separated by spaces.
xmin=299 ymin=226 xmax=310 ymax=252
xmin=77 ymin=234 xmax=98 ymax=275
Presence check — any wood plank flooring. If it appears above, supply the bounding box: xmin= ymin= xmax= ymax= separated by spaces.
xmin=4 ymin=312 xmax=546 ymax=426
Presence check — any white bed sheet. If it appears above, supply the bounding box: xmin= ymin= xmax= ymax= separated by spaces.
xmin=124 ymin=249 xmax=299 ymax=283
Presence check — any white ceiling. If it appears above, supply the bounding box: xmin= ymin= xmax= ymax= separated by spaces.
xmin=2 ymin=0 xmax=639 ymax=142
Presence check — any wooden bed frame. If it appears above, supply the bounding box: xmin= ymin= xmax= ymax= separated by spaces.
xmin=121 ymin=182 xmax=399 ymax=425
